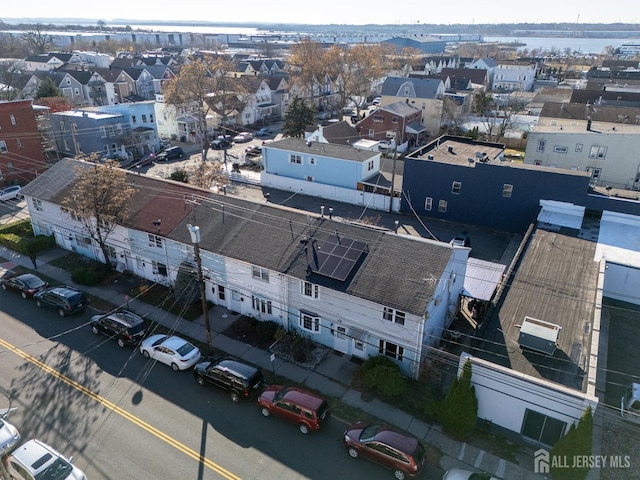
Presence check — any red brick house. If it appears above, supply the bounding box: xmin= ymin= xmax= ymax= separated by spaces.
xmin=0 ymin=99 xmax=47 ymax=186
xmin=356 ymin=101 xmax=426 ymax=149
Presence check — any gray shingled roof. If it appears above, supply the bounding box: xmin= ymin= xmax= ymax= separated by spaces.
xmin=381 ymin=76 xmax=443 ymax=99
xmin=266 ymin=137 xmax=379 ymax=163
xmin=23 ymin=159 xmax=452 ymax=316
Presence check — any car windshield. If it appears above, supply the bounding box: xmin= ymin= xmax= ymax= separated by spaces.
xmin=128 ymin=322 xmax=145 ymax=334
xmin=360 ymin=424 xmax=382 ymax=441
xmin=412 ymin=440 xmax=426 ymax=462
xmin=176 ymin=342 xmax=195 ymax=356
xmin=23 ymin=276 xmax=45 ymax=288
xmin=35 ymin=457 xmax=73 ymax=480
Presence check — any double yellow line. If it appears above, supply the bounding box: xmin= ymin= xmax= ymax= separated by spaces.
xmin=0 ymin=337 xmax=240 ymax=480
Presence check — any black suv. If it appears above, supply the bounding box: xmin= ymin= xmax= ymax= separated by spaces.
xmin=90 ymin=310 xmax=148 ymax=347
xmin=33 ymin=286 xmax=88 ymax=316
xmin=193 ymin=356 xmax=265 ymax=402
xmin=156 ymin=146 xmax=184 ymax=161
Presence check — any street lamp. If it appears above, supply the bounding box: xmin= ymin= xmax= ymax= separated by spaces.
xmin=187 ymin=224 xmax=212 ymax=353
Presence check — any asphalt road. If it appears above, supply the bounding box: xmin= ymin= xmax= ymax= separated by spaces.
xmin=0 ymin=293 xmax=444 ymax=479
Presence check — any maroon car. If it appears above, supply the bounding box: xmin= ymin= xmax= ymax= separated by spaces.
xmin=343 ymin=422 xmax=426 ymax=479
xmin=258 ymin=385 xmax=330 ymax=434
xmin=0 ymin=273 xmax=48 ymax=299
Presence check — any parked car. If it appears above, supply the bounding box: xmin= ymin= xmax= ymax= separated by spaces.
xmin=343 ymin=422 xmax=426 ymax=480
xmin=261 ymin=139 xmax=274 ymax=147
xmin=442 ymin=468 xmax=500 ymax=480
xmin=156 ymin=146 xmax=185 ymax=161
xmin=372 ymin=96 xmax=381 ymax=106
xmin=451 ymin=232 xmax=471 ymax=248
xmin=5 ymin=439 xmax=86 ymax=480
xmin=90 ymin=310 xmax=148 ymax=347
xmin=0 ymin=185 xmax=22 ymax=202
xmin=211 ymin=138 xmax=232 ymax=149
xmin=245 ymin=145 xmax=262 ymax=157
xmin=256 ymin=127 xmax=270 ymax=137
xmin=233 ymin=132 xmax=253 ymax=143
xmin=140 ymin=334 xmax=201 ymax=371
xmin=0 ymin=273 xmax=48 ymax=299
xmin=258 ymin=385 xmax=330 ymax=434
xmin=33 ymin=286 xmax=88 ymax=317
xmin=193 ymin=355 xmax=264 ymax=402
xmin=0 ymin=417 xmax=20 ymax=456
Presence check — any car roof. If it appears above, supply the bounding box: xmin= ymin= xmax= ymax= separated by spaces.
xmin=217 ymin=358 xmax=260 ymax=377
xmin=280 ymin=387 xmax=325 ymax=410
xmin=373 ymin=427 xmax=420 ymax=454
xmin=46 ymin=286 xmax=81 ymax=296
xmin=10 ymin=439 xmax=66 ymax=473
xmin=105 ymin=311 xmax=144 ymax=326
xmin=161 ymin=335 xmax=190 ymax=349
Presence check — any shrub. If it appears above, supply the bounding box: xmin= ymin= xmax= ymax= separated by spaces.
xmin=71 ymin=262 xmax=111 ymax=285
xmin=550 ymin=406 xmax=593 ymax=480
xmin=359 ymin=355 xmax=407 ymax=400
xmin=438 ymin=359 xmax=478 ymax=440
xmin=256 ymin=321 xmax=278 ymax=343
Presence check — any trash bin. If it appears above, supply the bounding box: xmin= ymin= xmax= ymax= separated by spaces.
xmin=180 ymin=135 xmax=186 ymax=142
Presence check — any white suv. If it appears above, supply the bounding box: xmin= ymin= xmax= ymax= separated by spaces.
xmin=5 ymin=439 xmax=87 ymax=480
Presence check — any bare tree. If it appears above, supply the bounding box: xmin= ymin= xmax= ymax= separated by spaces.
xmin=184 ymin=160 xmax=229 ymax=191
xmin=21 ymin=24 xmax=54 ymax=54
xmin=286 ymin=37 xmax=328 ymax=105
xmin=63 ymin=156 xmax=135 ymax=269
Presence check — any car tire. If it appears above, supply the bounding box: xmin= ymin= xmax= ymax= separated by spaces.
xmin=142 ymin=349 xmax=150 ymax=358
xmin=171 ymin=363 xmax=180 ymax=371
xmin=298 ymin=424 xmax=309 ymax=435
xmin=347 ymin=447 xmax=359 ymax=458
xmin=91 ymin=325 xmax=99 ymax=335
xmin=196 ymin=375 xmax=205 ymax=386
xmin=393 ymin=469 xmax=406 ymax=480
xmin=58 ymin=309 xmax=66 ymax=317
xmin=21 ymin=292 xmax=28 ymax=299
xmin=117 ymin=338 xmax=125 ymax=348
xmin=261 ymin=407 xmax=270 ymax=417
xmin=230 ymin=391 xmax=240 ymax=403
xmin=1 ymin=283 xmax=6 ymax=290
xmin=36 ymin=299 xmax=42 ymax=308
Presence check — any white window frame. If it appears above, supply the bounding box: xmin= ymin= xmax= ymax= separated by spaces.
xmin=289 ymin=154 xmax=302 ymax=164
xmin=33 ymin=198 xmax=43 ymax=211
xmin=152 ymin=261 xmax=168 ymax=277
xmin=553 ymin=145 xmax=568 ymax=154
xmin=148 ymin=234 xmax=163 ymax=248
xmin=302 ymin=281 xmax=319 ymax=299
xmin=299 ymin=312 xmax=321 ymax=334
xmin=0 ymin=140 xmax=7 ymax=153
xmin=438 ymin=199 xmax=447 ymax=213
xmin=536 ymin=140 xmax=546 ymax=152
xmin=502 ymin=184 xmax=513 ymax=198
xmin=451 ymin=181 xmax=461 ymax=194
xmin=589 ymin=145 xmax=607 ymax=159
xmin=252 ymin=266 xmax=269 ymax=282
xmin=378 ymin=339 xmax=404 ymax=361
xmin=383 ymin=307 xmax=405 ymax=325
xmin=425 ymin=197 xmax=432 ymax=211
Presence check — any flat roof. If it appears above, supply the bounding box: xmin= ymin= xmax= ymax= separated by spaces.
xmin=475 ymin=226 xmax=599 ymax=391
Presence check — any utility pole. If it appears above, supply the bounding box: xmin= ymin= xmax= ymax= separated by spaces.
xmin=187 ymin=224 xmax=212 ymax=354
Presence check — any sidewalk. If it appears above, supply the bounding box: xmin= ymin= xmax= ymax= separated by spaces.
xmin=0 ymin=244 xmax=544 ymax=479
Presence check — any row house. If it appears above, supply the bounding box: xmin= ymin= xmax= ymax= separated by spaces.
xmin=22 ymin=158 xmax=470 ymax=380
xmin=356 ymin=100 xmax=425 ymax=149
xmin=22 ymin=52 xmax=84 ymax=72
xmin=0 ymin=99 xmax=48 ymax=186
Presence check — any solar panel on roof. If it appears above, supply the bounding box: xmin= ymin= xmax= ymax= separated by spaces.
xmin=308 ymin=234 xmax=368 ymax=281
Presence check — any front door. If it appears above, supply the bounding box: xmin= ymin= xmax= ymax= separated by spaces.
xmin=333 ymin=325 xmax=349 ymax=354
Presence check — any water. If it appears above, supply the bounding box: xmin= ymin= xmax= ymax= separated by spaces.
xmin=484 ymin=36 xmax=639 ymax=54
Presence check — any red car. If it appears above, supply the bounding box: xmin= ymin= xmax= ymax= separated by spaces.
xmin=343 ymin=422 xmax=426 ymax=479
xmin=0 ymin=273 xmax=48 ymax=299
xmin=258 ymin=385 xmax=330 ymax=434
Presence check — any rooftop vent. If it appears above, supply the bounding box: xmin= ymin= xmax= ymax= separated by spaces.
xmin=427 ymin=154 xmax=435 ymax=160
xmin=447 ymin=145 xmax=455 ymax=154
xmin=518 ymin=316 xmax=562 ymax=356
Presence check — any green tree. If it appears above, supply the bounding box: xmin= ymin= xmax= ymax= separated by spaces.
xmin=438 ymin=359 xmax=478 ymax=440
xmin=62 ymin=156 xmax=135 ymax=270
xmin=550 ymin=406 xmax=593 ymax=480
xmin=35 ymin=76 xmax=63 ymax=99
xmin=282 ymin=96 xmax=315 ymax=138
xmin=173 ymin=261 xmax=200 ymax=305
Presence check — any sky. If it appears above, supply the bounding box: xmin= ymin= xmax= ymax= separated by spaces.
xmin=1 ymin=0 xmax=639 ymax=26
